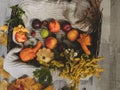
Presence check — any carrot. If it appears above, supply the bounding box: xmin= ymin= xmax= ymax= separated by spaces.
xmin=81 ymin=44 xmax=91 ymax=55
xmin=77 ymin=34 xmax=91 ymax=55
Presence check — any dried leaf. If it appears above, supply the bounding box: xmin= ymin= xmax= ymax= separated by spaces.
xmin=0 ymin=80 xmax=9 ymax=90
xmin=0 ymin=57 xmax=10 ymax=79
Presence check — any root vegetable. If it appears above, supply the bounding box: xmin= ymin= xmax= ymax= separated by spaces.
xmin=77 ymin=33 xmax=91 ymax=55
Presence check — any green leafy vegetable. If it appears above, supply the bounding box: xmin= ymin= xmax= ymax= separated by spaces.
xmin=33 ymin=68 xmax=52 ymax=85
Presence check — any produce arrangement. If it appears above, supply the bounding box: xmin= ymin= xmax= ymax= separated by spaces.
xmin=1 ymin=0 xmax=104 ymax=90
xmin=10 ymin=18 xmax=104 ymax=89
xmin=12 ymin=19 xmax=94 ymax=64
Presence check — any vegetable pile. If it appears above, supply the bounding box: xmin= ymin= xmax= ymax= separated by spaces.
xmin=5 ymin=0 xmax=104 ymax=89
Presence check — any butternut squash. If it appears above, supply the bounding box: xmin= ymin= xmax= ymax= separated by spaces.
xmin=20 ymin=41 xmax=42 ymax=62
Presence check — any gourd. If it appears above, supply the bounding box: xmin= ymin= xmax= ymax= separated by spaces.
xmin=20 ymin=41 xmax=42 ymax=62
